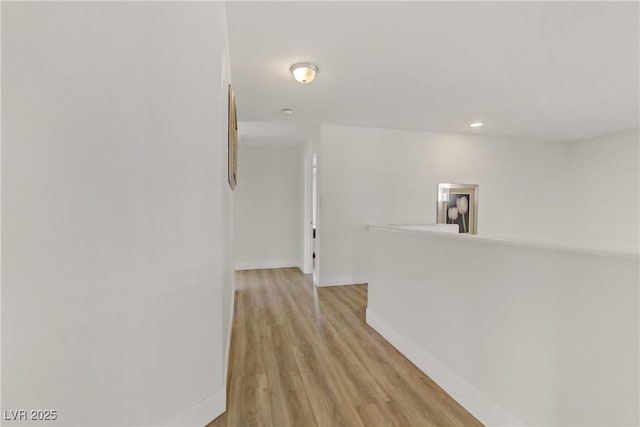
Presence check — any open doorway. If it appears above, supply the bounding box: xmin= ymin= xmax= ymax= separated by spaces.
xmin=311 ymin=154 xmax=317 ymax=283
xmin=304 ymin=154 xmax=318 ymax=285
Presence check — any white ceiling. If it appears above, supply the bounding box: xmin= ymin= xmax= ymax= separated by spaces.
xmin=227 ymin=1 xmax=639 ymax=144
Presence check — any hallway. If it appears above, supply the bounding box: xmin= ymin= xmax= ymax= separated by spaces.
xmin=208 ymin=268 xmax=482 ymax=427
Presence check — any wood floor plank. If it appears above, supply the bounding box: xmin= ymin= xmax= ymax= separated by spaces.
xmin=355 ymin=402 xmax=392 ymax=426
xmin=296 ymin=357 xmax=366 ymax=427
xmin=272 ymin=373 xmax=318 ymax=427
xmin=226 ymin=374 xmax=271 ymax=427
xmin=210 ymin=267 xmax=483 ymax=427
xmin=356 ymin=400 xmax=429 ymax=427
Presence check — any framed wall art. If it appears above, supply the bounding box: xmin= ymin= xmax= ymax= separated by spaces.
xmin=437 ymin=183 xmax=478 ymax=234
xmin=228 ymin=85 xmax=238 ymax=190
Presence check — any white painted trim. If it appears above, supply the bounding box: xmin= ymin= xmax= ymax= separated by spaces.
xmin=235 ymin=261 xmax=299 ymax=271
xmin=164 ymin=387 xmax=226 ymax=427
xmin=224 ymin=287 xmax=235 ymax=389
xmin=317 ymin=275 xmax=368 ymax=287
xmin=365 ymin=308 xmax=523 ymax=427
xmin=367 ymin=224 xmax=639 ymax=259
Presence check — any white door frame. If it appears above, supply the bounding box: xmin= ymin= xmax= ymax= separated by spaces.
xmin=303 ymin=154 xmax=317 ymax=281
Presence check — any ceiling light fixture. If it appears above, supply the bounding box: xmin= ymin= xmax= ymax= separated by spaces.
xmin=281 ymin=108 xmax=294 ymax=115
xmin=290 ymin=63 xmax=319 ymax=84
xmin=470 ymin=122 xmax=484 ymax=128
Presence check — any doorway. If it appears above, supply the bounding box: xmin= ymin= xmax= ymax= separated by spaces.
xmin=304 ymin=154 xmax=318 ymax=285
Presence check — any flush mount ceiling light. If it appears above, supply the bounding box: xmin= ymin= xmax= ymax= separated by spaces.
xmin=290 ymin=63 xmax=319 ymax=84
xmin=281 ymin=108 xmax=294 ymax=115
xmin=470 ymin=122 xmax=484 ymax=128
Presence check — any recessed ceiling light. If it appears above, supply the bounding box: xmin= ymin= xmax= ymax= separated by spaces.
xmin=470 ymin=122 xmax=484 ymax=128
xmin=290 ymin=63 xmax=319 ymax=84
xmin=281 ymin=108 xmax=294 ymax=115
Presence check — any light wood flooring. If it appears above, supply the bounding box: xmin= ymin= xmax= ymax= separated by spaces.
xmin=207 ymin=268 xmax=482 ymax=427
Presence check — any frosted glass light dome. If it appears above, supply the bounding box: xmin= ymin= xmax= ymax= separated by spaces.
xmin=290 ymin=63 xmax=318 ymax=84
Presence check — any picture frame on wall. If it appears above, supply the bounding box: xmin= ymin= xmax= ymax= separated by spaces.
xmin=437 ymin=183 xmax=479 ymax=234
xmin=228 ymin=85 xmax=238 ymax=190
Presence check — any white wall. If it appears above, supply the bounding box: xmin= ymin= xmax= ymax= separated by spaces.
xmin=566 ymin=129 xmax=639 ymax=253
xmin=2 ymin=3 xmax=233 ymax=425
xmin=317 ymin=124 xmax=569 ymax=286
xmin=234 ymin=145 xmax=303 ymax=270
xmin=367 ymin=228 xmax=639 ymax=426
xmin=219 ymin=5 xmax=236 ymax=402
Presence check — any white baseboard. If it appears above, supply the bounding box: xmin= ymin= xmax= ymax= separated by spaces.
xmin=164 ymin=387 xmax=226 ymax=427
xmin=235 ymin=261 xmax=298 ymax=271
xmin=317 ymin=275 xmax=368 ymax=287
xmin=365 ymin=308 xmax=522 ymax=427
xmin=224 ymin=286 xmax=235 ymax=388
